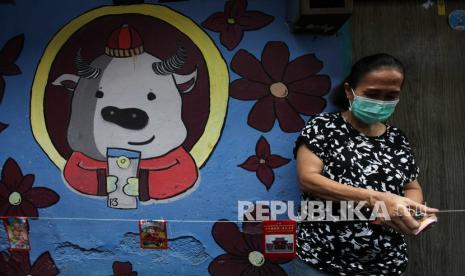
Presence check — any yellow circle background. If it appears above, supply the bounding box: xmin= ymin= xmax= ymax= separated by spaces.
xmin=31 ymin=4 xmax=229 ymax=169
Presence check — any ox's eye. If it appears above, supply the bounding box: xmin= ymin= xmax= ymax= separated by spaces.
xmin=95 ymin=91 xmax=104 ymax=98
xmin=147 ymin=92 xmax=156 ymax=101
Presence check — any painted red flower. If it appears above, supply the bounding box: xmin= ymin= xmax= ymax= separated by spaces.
xmin=0 ymin=251 xmax=59 ymax=276
xmin=0 ymin=34 xmax=24 ymax=104
xmin=242 ymin=203 xmax=271 ymax=237
xmin=239 ymin=136 xmax=290 ymax=190
xmin=230 ymin=41 xmax=331 ymax=132
xmin=0 ymin=158 xmax=59 ymax=217
xmin=113 ymin=261 xmax=137 ymax=276
xmin=202 ymin=0 xmax=274 ymax=50
xmin=0 ymin=122 xmax=7 ymax=134
xmin=209 ymin=220 xmax=287 ymax=276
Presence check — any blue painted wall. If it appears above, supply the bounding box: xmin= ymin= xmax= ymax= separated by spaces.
xmin=0 ymin=0 xmax=350 ymax=274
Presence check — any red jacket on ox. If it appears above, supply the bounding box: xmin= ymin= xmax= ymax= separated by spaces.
xmin=63 ymin=147 xmax=198 ymax=201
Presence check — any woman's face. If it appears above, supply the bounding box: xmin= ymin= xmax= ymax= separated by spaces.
xmin=345 ymin=68 xmax=404 ymax=101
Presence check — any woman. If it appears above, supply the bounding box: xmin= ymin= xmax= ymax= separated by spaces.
xmin=293 ymin=53 xmax=438 ymax=275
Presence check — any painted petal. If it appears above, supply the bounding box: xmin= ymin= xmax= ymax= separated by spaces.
xmin=231 ymin=50 xmax=271 ymax=83
xmin=242 ymin=223 xmax=266 ymax=249
xmin=0 ymin=77 xmax=4 ymax=103
xmin=286 ymin=93 xmax=326 ymax=116
xmin=0 ymin=63 xmax=21 ymax=76
xmin=30 ymin=252 xmax=59 ymax=276
xmin=242 ymin=204 xmax=269 ymax=230
xmin=247 ymin=95 xmax=276 ymax=132
xmin=220 ymin=24 xmax=244 ymax=50
xmin=243 ymin=231 xmax=263 ymax=252
xmin=0 ymin=200 xmax=10 ymax=215
xmin=237 ymin=11 xmax=274 ymax=31
xmin=256 ymin=262 xmax=287 ymax=276
xmin=0 ymin=121 xmax=7 ymax=133
xmin=275 ymin=98 xmax=305 ymax=132
xmin=20 ymin=200 xmax=38 ymax=217
xmin=235 ymin=0 xmax=248 ymax=15
xmin=208 ymin=254 xmax=250 ymax=276
xmin=256 ymin=165 xmax=274 ymax=190
xmin=17 ymin=174 xmax=34 ymax=194
xmin=6 ymin=205 xmax=19 ymax=217
xmin=266 ymin=155 xmax=290 ymax=169
xmin=113 ymin=261 xmax=133 ymax=275
xmin=0 ymin=34 xmax=24 ymax=67
xmin=0 ymin=183 xmax=9 ymax=198
xmin=261 ymin=42 xmax=289 ymax=82
xmin=212 ymin=220 xmax=250 ymax=256
xmin=25 ymin=187 xmax=59 ymax=208
xmin=9 ymin=251 xmax=31 ymax=274
xmin=239 ymin=156 xmax=260 ymax=172
xmin=255 ymin=136 xmax=270 ymax=159
xmin=287 ymin=75 xmax=331 ymax=96
xmin=225 ymin=0 xmax=247 ymax=16
xmin=230 ymin=79 xmax=269 ymax=100
xmin=0 ymin=252 xmax=24 ymax=276
xmin=1 ymin=158 xmax=23 ymax=189
xmin=0 ymin=255 xmax=7 ymax=275
xmin=283 ymin=54 xmax=323 ymax=84
xmin=242 ymin=221 xmax=262 ymax=236
xmin=202 ymin=12 xmax=228 ymax=32
xmin=272 ymin=258 xmax=293 ymax=265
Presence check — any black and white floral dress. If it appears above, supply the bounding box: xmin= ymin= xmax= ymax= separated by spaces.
xmin=293 ymin=112 xmax=420 ymax=275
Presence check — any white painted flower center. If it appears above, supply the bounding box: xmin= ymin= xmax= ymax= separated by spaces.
xmin=259 ymin=158 xmax=266 ymax=164
xmin=248 ymin=251 xmax=265 ymax=267
xmin=9 ymin=192 xmax=22 ymax=205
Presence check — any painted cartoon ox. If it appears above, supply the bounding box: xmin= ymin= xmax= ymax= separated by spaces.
xmin=52 ymin=25 xmax=199 ymax=201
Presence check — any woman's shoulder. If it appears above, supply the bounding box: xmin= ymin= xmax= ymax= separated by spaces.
xmin=386 ymin=124 xmax=407 ymax=138
xmin=306 ymin=112 xmax=340 ymax=124
xmin=385 ymin=124 xmax=414 ymax=148
xmin=298 ymin=112 xmax=343 ymax=142
xmin=303 ymin=112 xmax=341 ymax=130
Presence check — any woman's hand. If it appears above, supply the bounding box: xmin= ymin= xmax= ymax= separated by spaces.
xmin=373 ymin=191 xmax=438 ymax=235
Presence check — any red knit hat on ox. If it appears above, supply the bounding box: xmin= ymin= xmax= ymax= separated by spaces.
xmin=105 ymin=24 xmax=144 ymax=57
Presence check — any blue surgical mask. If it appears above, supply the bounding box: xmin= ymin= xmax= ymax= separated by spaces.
xmin=349 ymin=88 xmax=399 ymax=124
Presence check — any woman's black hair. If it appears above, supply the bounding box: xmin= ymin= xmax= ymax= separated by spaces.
xmin=332 ymin=53 xmax=405 ymax=110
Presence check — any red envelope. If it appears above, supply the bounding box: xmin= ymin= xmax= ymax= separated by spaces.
xmin=262 ymin=220 xmax=296 ymax=261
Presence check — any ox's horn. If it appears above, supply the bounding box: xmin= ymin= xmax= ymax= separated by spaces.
xmin=75 ymin=49 xmax=100 ymax=79
xmin=152 ymin=46 xmax=187 ymax=75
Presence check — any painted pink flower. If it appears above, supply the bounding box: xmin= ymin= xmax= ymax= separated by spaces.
xmin=202 ymin=0 xmax=273 ymax=50
xmin=230 ymin=41 xmax=331 ymax=132
xmin=0 ymin=251 xmax=59 ymax=276
xmin=209 ymin=220 xmax=287 ymax=276
xmin=239 ymin=136 xmax=290 ymax=190
xmin=0 ymin=158 xmax=59 ymax=217
xmin=113 ymin=261 xmax=137 ymax=276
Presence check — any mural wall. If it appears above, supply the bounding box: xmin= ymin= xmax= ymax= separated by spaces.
xmin=0 ymin=0 xmax=350 ymax=274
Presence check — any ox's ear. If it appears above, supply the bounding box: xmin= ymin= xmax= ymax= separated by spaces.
xmin=52 ymin=74 xmax=79 ymax=92
xmin=173 ymin=68 xmax=198 ymax=94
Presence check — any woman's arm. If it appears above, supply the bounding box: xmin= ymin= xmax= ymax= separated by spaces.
xmin=296 ymin=144 xmax=438 ymax=234
xmin=403 ymin=180 xmax=423 ymax=204
xmin=296 ymin=144 xmax=380 ymax=205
